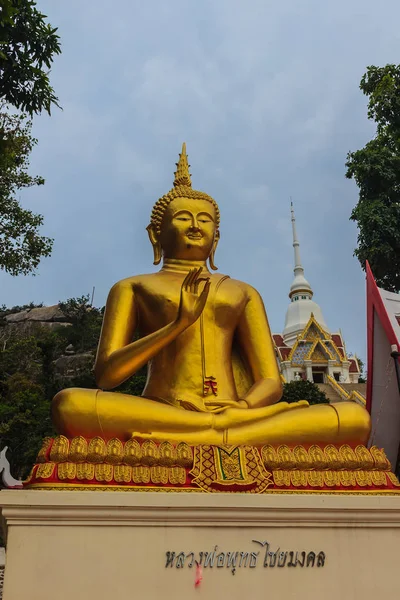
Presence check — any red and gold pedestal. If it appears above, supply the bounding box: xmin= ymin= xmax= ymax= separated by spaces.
xmin=25 ymin=435 xmax=400 ymax=494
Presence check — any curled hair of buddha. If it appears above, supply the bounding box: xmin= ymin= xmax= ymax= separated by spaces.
xmin=148 ymin=143 xmax=220 ymax=235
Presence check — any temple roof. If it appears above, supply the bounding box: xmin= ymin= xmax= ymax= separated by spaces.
xmin=273 ymin=334 xmax=291 ymax=361
xmin=349 ymin=358 xmax=360 ymax=373
xmin=331 ymin=334 xmax=345 ymax=356
xmin=274 ymin=316 xmax=349 ymax=366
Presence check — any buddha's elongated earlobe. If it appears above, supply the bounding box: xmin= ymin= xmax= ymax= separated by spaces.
xmin=209 ymin=230 xmax=220 ymax=271
xmin=146 ymin=224 xmax=162 ymax=265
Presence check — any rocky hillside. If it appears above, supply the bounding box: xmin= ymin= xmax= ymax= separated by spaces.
xmin=1 ymin=302 xmax=96 ymax=382
xmin=4 ymin=304 xmax=70 ymax=328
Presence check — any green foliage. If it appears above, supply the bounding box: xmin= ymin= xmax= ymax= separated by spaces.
xmin=346 ymin=64 xmax=400 ymax=291
xmin=0 ymin=301 xmax=43 ymax=316
xmin=0 ymin=373 xmax=53 ymax=478
xmin=0 ymin=110 xmax=53 ymax=275
xmin=0 ymin=298 xmax=147 ymax=479
xmin=58 ymin=295 xmax=104 ymax=353
xmin=280 ymin=380 xmax=329 ymax=405
xmin=0 ymin=329 xmax=56 ymax=478
xmin=356 ymin=356 xmax=366 ymax=383
xmin=0 ymin=0 xmax=61 ymax=116
xmin=0 ymin=0 xmax=60 ymax=276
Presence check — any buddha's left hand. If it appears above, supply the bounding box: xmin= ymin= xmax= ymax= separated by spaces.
xmin=204 ymin=399 xmax=248 ymax=412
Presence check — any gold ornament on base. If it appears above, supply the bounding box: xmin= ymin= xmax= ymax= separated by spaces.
xmin=25 ymin=436 xmax=400 ymax=494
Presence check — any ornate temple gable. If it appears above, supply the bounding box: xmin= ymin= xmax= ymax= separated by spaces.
xmin=289 ymin=341 xmax=313 ymax=366
xmin=305 ymin=323 xmax=322 ymax=341
xmin=323 ymin=341 xmax=343 ymax=365
xmin=299 ymin=314 xmax=329 ymax=342
xmin=287 ymin=315 xmax=347 ymax=366
xmin=305 ymin=340 xmax=334 ymax=363
xmin=287 ymin=315 xmax=326 ymax=363
xmin=287 ymin=337 xmax=302 ymax=364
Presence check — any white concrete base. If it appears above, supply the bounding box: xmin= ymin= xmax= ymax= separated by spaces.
xmin=1 ymin=490 xmax=400 ymax=600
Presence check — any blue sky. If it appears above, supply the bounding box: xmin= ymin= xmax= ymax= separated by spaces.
xmin=1 ymin=0 xmax=400 ymax=362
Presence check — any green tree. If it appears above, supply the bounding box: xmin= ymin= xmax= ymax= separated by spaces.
xmin=346 ymin=64 xmax=400 ymax=292
xmin=0 ymin=110 xmax=53 ymax=274
xmin=356 ymin=356 xmax=366 ymax=383
xmin=280 ymin=380 xmax=329 ymax=405
xmin=0 ymin=331 xmax=56 ymax=478
xmin=58 ymin=296 xmax=104 ymax=352
xmin=0 ymin=0 xmax=61 ymax=115
xmin=0 ymin=0 xmax=60 ymax=275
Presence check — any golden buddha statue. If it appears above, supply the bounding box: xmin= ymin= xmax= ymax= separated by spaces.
xmin=52 ymin=144 xmax=371 ymax=447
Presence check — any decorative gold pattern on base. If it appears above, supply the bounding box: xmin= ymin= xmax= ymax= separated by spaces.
xmin=190 ymin=445 xmax=273 ymax=493
xmin=44 ymin=435 xmax=193 ymax=467
xmin=54 ymin=461 xmax=187 ymax=485
xmin=36 ymin=462 xmax=55 ymax=479
xmin=25 ymin=436 xmax=400 ymax=494
xmin=262 ymin=444 xmax=391 ymax=471
xmin=273 ymin=470 xmax=391 ymax=488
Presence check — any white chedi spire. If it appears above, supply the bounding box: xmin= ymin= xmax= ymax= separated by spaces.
xmin=282 ymin=202 xmax=329 ymax=347
xmin=289 ymin=201 xmax=313 ymax=298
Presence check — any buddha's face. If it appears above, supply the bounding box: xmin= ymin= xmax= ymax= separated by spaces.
xmin=159 ymin=197 xmax=218 ymax=261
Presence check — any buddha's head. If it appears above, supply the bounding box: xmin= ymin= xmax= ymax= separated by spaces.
xmin=147 ymin=144 xmax=220 ymax=269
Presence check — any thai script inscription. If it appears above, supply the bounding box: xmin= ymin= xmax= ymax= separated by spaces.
xmin=165 ymin=540 xmax=326 ymax=575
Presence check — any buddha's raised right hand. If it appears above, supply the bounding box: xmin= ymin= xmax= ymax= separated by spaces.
xmin=176 ymin=267 xmax=211 ymax=328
